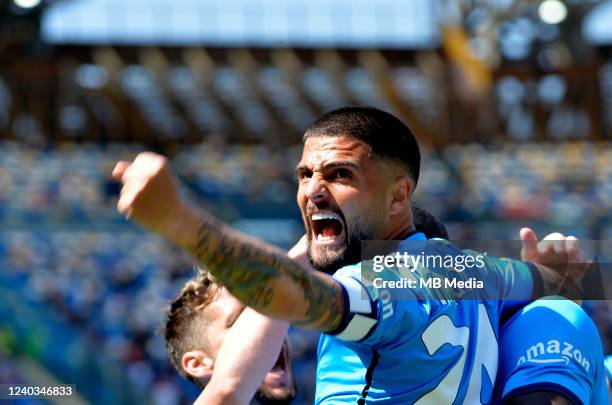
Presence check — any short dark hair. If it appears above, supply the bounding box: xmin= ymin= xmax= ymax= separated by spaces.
xmin=303 ymin=106 xmax=421 ymax=185
xmin=412 ymin=202 xmax=449 ymax=239
xmin=163 ymin=275 xmax=220 ymax=389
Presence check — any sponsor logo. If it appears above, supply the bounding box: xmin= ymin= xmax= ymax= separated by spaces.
xmin=516 ymin=339 xmax=590 ymax=373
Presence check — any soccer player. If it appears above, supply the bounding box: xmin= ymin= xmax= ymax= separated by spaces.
xmin=184 ymin=207 xmax=605 ymax=405
xmin=174 ymin=238 xmax=309 ymax=405
xmin=113 ymin=106 xmax=589 ymax=403
xmin=163 ymin=274 xmax=296 ymax=405
xmin=408 ymin=208 xmax=610 ymax=404
xmin=191 ymin=204 xmax=447 ymax=404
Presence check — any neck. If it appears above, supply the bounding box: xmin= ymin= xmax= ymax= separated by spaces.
xmin=385 ymin=207 xmax=415 ymax=240
xmin=394 ymin=226 xmax=417 ymax=240
xmin=382 ymin=217 xmax=415 ymax=240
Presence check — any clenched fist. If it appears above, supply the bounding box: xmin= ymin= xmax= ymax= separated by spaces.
xmin=112 ymin=152 xmax=188 ymax=240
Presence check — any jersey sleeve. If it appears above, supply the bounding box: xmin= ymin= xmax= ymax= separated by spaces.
xmin=325 ymin=265 xmax=426 ymax=348
xmin=496 ymin=298 xmax=609 ymax=405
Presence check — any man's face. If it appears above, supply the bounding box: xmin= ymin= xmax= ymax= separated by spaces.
xmin=203 ymin=288 xmax=296 ymax=404
xmin=296 ymin=135 xmax=393 ymax=274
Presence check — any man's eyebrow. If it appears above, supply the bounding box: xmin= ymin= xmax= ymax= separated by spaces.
xmin=295 ymin=164 xmax=309 ymax=174
xmin=321 ymin=161 xmax=360 ymax=170
xmin=295 ymin=161 xmax=360 ymax=173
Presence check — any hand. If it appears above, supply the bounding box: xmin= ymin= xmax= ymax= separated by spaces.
xmin=112 ymin=152 xmax=188 ymax=240
xmin=520 ymin=227 xmax=590 ymax=288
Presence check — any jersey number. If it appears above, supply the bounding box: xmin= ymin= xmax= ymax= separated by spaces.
xmin=414 ymin=304 xmax=498 ymax=404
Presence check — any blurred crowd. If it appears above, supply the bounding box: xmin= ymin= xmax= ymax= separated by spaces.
xmin=3 ymin=140 xmax=612 ymax=227
xmin=0 ymin=229 xmax=200 ymax=404
xmin=1 ymin=139 xmax=612 ymax=404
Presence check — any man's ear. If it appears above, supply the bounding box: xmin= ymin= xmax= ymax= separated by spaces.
xmin=389 ymin=176 xmax=413 ymax=217
xmin=182 ymin=350 xmax=214 ymax=382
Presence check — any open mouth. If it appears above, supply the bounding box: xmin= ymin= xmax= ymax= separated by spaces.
xmin=311 ymin=211 xmax=345 ymax=243
xmin=270 ymin=341 xmax=288 ymax=373
xmin=263 ymin=340 xmax=291 ymax=388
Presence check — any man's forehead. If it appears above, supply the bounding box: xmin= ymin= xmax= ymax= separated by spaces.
xmin=299 ymin=135 xmax=370 ymax=166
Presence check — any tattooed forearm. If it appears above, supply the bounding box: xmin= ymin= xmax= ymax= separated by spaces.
xmin=187 ymin=212 xmax=344 ymax=332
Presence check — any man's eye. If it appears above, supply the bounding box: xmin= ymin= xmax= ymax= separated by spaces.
xmin=335 ymin=169 xmax=352 ymax=179
xmin=298 ymin=171 xmax=312 ymax=180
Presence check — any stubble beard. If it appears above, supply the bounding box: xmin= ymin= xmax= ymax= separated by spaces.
xmin=307 ymin=210 xmax=382 ymax=275
xmin=254 ymin=379 xmax=297 ymax=405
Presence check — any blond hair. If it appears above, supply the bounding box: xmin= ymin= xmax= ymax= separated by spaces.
xmin=163 ymin=274 xmax=219 ymax=388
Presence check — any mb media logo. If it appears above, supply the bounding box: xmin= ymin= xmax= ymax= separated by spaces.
xmin=516 ymin=340 xmax=591 ymax=373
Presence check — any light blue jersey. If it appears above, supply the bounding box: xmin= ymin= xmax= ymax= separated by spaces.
xmin=315 ymin=233 xmax=539 ymax=404
xmin=494 ymin=298 xmax=609 ymax=405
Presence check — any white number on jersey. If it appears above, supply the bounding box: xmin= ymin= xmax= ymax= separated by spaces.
xmin=414 ymin=303 xmax=498 ymax=404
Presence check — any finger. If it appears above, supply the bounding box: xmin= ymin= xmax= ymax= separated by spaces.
xmin=538 ymin=239 xmax=565 ymax=256
xmin=539 ymin=233 xmax=565 ymax=255
xmin=550 ymin=239 xmax=565 ymax=255
xmin=566 ymin=236 xmax=589 ymax=278
xmin=112 ymin=161 xmax=131 ymax=181
xmin=565 ymin=236 xmax=578 ymax=259
xmin=543 ymin=232 xmax=565 ymax=240
xmin=116 ymin=186 xmax=140 ymax=215
xmin=574 ymin=249 xmax=590 ymax=277
xmin=520 ymin=227 xmax=538 ymax=258
xmin=116 ymin=194 xmax=132 ymax=215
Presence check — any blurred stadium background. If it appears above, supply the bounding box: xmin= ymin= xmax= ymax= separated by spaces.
xmin=2 ymin=0 xmax=612 ymax=403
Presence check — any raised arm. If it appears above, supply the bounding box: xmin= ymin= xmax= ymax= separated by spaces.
xmin=112 ymin=153 xmax=344 ymax=332
xmin=195 ymin=237 xmax=311 ymax=405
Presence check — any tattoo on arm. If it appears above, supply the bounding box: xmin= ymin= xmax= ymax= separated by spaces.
xmin=188 ymin=212 xmax=344 ymax=332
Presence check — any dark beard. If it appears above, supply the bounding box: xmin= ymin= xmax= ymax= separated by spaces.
xmin=306 ymin=224 xmax=374 ymax=275
xmin=253 ymin=384 xmax=296 ymax=405
xmin=306 ymin=237 xmax=361 ymax=275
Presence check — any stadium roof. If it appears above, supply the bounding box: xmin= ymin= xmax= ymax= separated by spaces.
xmin=41 ymin=0 xmax=439 ymax=48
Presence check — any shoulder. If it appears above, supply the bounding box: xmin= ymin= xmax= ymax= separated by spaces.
xmin=498 ymin=297 xmax=606 ymax=404
xmin=509 ymin=298 xmax=598 ymax=335
xmin=333 ymin=263 xmax=362 ymax=279
xmin=502 ymin=297 xmax=602 ymax=361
